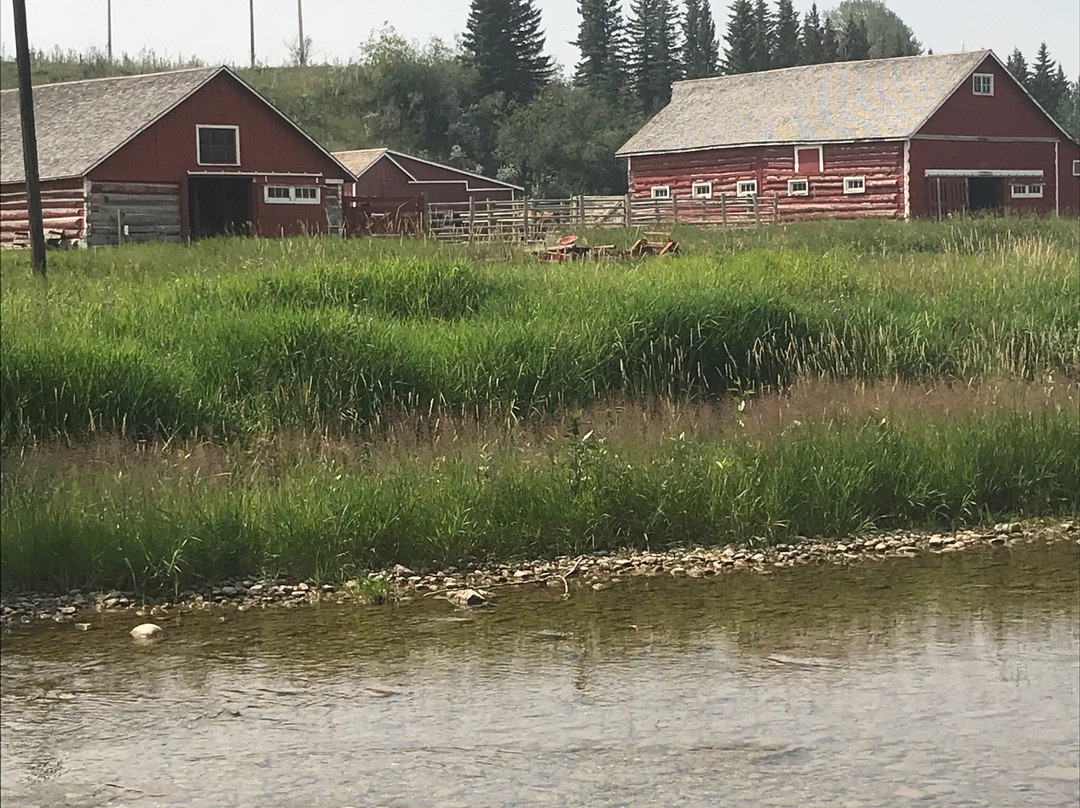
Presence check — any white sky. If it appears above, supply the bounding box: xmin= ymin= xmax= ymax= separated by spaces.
xmin=1 ymin=1 xmax=1077 ymax=79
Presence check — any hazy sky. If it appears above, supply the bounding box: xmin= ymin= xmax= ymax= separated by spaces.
xmin=1 ymin=1 xmax=1077 ymax=79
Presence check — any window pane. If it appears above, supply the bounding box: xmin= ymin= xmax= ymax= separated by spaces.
xmin=199 ymin=127 xmax=237 ymax=164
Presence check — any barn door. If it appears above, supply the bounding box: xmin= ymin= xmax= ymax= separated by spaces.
xmin=927 ymin=177 xmax=969 ymax=220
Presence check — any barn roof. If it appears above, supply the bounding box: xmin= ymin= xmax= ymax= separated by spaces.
xmin=617 ymin=50 xmax=1000 ymax=156
xmin=332 ymin=147 xmax=524 ymax=191
xmin=0 ymin=66 xmax=354 ymax=184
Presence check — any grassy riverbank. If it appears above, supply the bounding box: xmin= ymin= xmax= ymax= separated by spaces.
xmin=2 ymin=218 xmax=1077 ymax=445
xmin=1 ymin=217 xmax=1077 ymax=594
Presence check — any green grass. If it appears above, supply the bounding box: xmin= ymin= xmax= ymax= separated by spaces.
xmin=2 ymin=218 xmax=1077 ymax=446
xmin=1 ymin=403 xmax=1075 ymax=595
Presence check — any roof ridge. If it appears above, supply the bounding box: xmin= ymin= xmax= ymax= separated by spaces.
xmin=673 ymin=49 xmax=992 ymax=88
xmin=0 ymin=64 xmax=222 ymax=95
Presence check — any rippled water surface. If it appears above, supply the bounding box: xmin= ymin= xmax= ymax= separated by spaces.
xmin=2 ymin=542 xmax=1078 ymax=807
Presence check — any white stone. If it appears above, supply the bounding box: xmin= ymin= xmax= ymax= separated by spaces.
xmin=129 ymin=623 xmax=162 ymax=639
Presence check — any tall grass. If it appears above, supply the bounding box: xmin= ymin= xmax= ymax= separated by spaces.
xmin=2 ymin=219 xmax=1077 ymax=446
xmin=1 ymin=402 xmax=1075 ymax=594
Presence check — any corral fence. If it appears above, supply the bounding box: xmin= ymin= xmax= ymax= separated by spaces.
xmin=343 ymin=194 xmax=425 ymax=237
xmin=423 ymin=192 xmax=780 ymax=242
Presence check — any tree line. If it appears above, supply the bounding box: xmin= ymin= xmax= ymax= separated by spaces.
xmin=2 ymin=1 xmax=1077 ymax=197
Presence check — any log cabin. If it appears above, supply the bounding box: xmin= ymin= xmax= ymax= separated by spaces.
xmin=0 ymin=66 xmax=355 ymax=247
xmin=616 ymin=50 xmax=1080 ymax=221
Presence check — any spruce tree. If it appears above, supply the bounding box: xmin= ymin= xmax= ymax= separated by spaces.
xmin=723 ymin=0 xmax=756 ymax=74
xmin=772 ymin=0 xmax=800 ymax=69
xmin=574 ymin=0 xmax=626 ymax=103
xmin=749 ymin=0 xmax=773 ymax=71
xmin=821 ymin=16 xmax=840 ymax=62
xmin=682 ymin=0 xmax=720 ymax=79
xmin=840 ymin=15 xmax=871 ymax=61
xmin=463 ymin=0 xmax=553 ymax=104
xmin=627 ymin=0 xmax=682 ymax=114
xmin=1029 ymin=42 xmax=1061 ymax=111
xmin=1005 ymin=48 xmax=1029 ymax=88
xmin=799 ymin=3 xmax=824 ymax=65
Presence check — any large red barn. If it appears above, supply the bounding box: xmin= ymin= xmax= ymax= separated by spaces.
xmin=0 ymin=66 xmax=354 ymax=247
xmin=616 ymin=50 xmax=1080 ymax=220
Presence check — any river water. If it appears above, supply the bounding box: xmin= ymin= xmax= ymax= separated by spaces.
xmin=1 ymin=541 xmax=1077 ymax=807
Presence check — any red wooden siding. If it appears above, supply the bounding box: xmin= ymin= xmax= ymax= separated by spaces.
xmin=629 ymin=141 xmax=904 ymax=220
xmin=350 ymin=153 xmax=516 ymax=205
xmin=89 ymin=72 xmax=352 ymax=239
xmin=0 ymin=178 xmax=86 ymax=247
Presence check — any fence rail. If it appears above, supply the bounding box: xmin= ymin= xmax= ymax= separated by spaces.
xmin=423 ymin=192 xmax=780 ymax=242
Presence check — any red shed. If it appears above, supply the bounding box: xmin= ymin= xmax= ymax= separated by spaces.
xmin=0 ymin=66 xmax=354 ymax=247
xmin=334 ymin=148 xmax=521 ymax=204
xmin=616 ymin=50 xmax=1080 ymax=220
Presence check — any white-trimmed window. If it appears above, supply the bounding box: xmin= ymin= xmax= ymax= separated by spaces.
xmin=264 ymin=185 xmax=321 ymax=204
xmin=787 ymin=178 xmax=809 ymax=196
xmin=1073 ymin=160 xmax=1080 ymax=176
xmin=736 ymin=180 xmax=757 ymax=198
xmin=843 ymin=176 xmax=866 ymax=194
xmin=972 ymin=73 xmax=994 ymax=96
xmin=196 ymin=125 xmax=240 ymax=165
xmin=691 ymin=181 xmax=713 ymax=199
xmin=1010 ymin=183 xmax=1043 ymax=198
xmin=651 ymin=185 xmax=670 ymax=199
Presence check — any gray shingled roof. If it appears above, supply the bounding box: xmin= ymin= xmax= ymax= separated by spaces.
xmin=1 ymin=67 xmax=221 ymax=183
xmin=333 ymin=148 xmax=388 ymax=178
xmin=617 ymin=51 xmax=993 ymax=156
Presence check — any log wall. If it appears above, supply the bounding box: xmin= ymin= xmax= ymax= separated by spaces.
xmin=0 ymin=178 xmax=87 ymax=248
xmin=85 ymin=181 xmax=182 ymax=246
xmin=628 ymin=141 xmax=905 ymax=220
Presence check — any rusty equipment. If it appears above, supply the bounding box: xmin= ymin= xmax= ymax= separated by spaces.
xmin=534 ymin=233 xmax=679 ymax=262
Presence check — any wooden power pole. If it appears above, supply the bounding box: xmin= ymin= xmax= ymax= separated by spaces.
xmin=107 ymin=0 xmax=113 ymax=62
xmin=12 ymin=0 xmax=46 ymax=276
xmin=297 ymin=0 xmax=306 ymax=66
xmin=249 ymin=0 xmax=255 ymax=68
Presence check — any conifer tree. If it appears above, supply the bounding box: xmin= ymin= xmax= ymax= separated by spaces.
xmin=749 ymin=0 xmax=773 ymax=71
xmin=772 ymin=0 xmax=800 ymax=69
xmin=463 ymin=0 xmax=553 ymax=104
xmin=821 ymin=16 xmax=840 ymax=62
xmin=1005 ymin=48 xmax=1029 ymax=88
xmin=627 ymin=0 xmax=682 ymax=114
xmin=682 ymin=0 xmax=720 ymax=78
xmin=723 ymin=0 xmax=756 ymax=74
xmin=840 ymin=15 xmax=871 ymax=61
xmin=1029 ymin=42 xmax=1062 ymax=111
xmin=574 ymin=0 xmax=627 ymax=103
xmin=799 ymin=2 xmax=824 ymax=64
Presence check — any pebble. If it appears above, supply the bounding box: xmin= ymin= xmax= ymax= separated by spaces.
xmin=129 ymin=623 xmax=162 ymax=639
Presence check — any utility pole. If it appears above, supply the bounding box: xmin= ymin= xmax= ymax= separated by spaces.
xmin=13 ymin=0 xmax=46 ymax=276
xmin=249 ymin=0 xmax=256 ymax=68
xmin=297 ymin=0 xmax=305 ymax=66
xmin=107 ymin=0 xmax=112 ymax=62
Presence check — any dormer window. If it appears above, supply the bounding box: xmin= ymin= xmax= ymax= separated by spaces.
xmin=197 ymin=125 xmax=240 ymax=165
xmin=972 ymin=73 xmax=994 ymax=96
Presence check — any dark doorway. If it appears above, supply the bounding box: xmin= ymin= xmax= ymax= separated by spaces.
xmin=968 ymin=177 xmax=1002 ymax=213
xmin=188 ymin=177 xmax=252 ymax=239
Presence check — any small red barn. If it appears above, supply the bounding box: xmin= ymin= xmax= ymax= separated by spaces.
xmin=616 ymin=50 xmax=1080 ymax=220
xmin=334 ymin=148 xmax=522 ymax=204
xmin=0 ymin=66 xmax=354 ymax=247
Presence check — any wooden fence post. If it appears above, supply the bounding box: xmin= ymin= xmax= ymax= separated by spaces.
xmin=720 ymin=193 xmax=727 ymax=226
xmin=672 ymin=191 xmax=679 ymax=225
xmin=624 ymin=193 xmax=632 ymax=228
xmin=468 ymin=196 xmax=475 ymax=242
xmin=753 ymin=194 xmax=760 ymax=227
xmin=523 ymin=198 xmax=530 ymax=241
xmin=578 ymin=194 xmax=585 ymax=225
xmin=773 ymin=192 xmax=779 ymax=223
xmin=117 ymin=209 xmax=124 ymax=246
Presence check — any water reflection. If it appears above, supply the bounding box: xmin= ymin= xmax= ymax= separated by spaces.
xmin=2 ymin=542 xmax=1078 ymax=807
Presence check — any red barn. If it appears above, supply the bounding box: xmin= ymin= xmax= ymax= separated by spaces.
xmin=0 ymin=66 xmax=354 ymax=247
xmin=616 ymin=50 xmax=1080 ymax=220
xmin=334 ymin=148 xmax=521 ymax=204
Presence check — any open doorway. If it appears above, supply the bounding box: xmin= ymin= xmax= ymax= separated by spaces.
xmin=968 ymin=177 xmax=1002 ymax=213
xmin=188 ymin=177 xmax=252 ymax=239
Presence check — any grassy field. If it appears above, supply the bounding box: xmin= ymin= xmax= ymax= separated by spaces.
xmin=1 ymin=217 xmax=1077 ymax=594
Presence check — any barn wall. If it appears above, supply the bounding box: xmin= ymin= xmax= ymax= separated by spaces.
xmin=351 ymin=154 xmax=516 ymax=205
xmin=88 ymin=72 xmax=351 ymax=240
xmin=86 ymin=181 xmax=181 ymax=246
xmin=0 ymin=178 xmax=86 ymax=247
xmin=628 ymin=141 xmax=904 ymax=220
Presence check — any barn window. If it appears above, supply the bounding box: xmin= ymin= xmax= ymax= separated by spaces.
xmin=736 ymin=180 xmax=757 ymax=198
xmin=843 ymin=176 xmax=866 ymax=194
xmin=787 ymin=178 xmax=809 ymax=196
xmin=264 ymin=185 xmax=321 ymax=204
xmin=1073 ymin=160 xmax=1080 ymax=176
xmin=692 ymin=182 xmax=712 ymax=199
xmin=1010 ymin=183 xmax=1043 ymax=198
xmin=972 ymin=73 xmax=994 ymax=96
xmin=196 ymin=125 xmax=240 ymax=165
xmin=651 ymin=186 xmax=670 ymax=199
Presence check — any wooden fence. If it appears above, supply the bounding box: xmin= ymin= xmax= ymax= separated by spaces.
xmin=425 ymin=192 xmax=780 ymax=241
